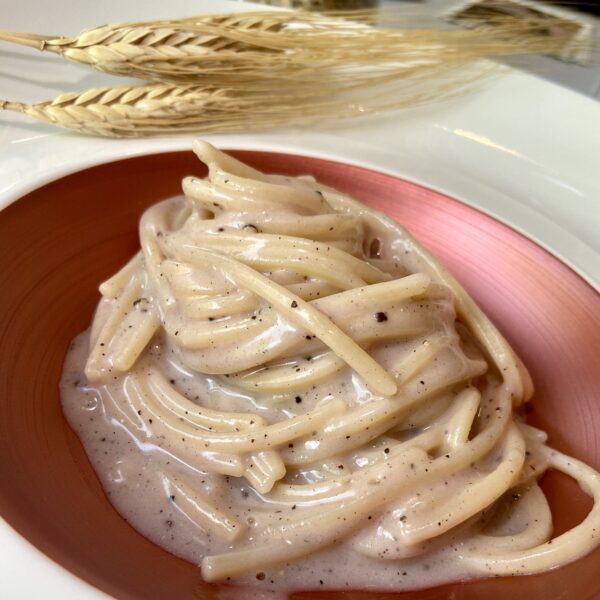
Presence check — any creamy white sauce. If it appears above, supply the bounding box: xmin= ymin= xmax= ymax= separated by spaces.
xmin=60 ymin=329 xmax=524 ymax=594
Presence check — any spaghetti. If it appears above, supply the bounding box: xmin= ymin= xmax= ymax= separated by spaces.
xmin=60 ymin=141 xmax=600 ymax=591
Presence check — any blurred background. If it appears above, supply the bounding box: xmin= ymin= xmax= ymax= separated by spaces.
xmin=246 ymin=0 xmax=600 ymax=98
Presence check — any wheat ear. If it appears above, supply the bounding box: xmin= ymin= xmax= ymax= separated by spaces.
xmin=0 ymin=82 xmax=363 ymax=137
xmin=0 ymin=10 xmax=583 ymax=85
xmin=0 ymin=61 xmax=489 ymax=138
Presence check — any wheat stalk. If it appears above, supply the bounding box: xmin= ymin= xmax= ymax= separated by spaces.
xmin=0 ymin=9 xmax=582 ymax=85
xmin=0 ymin=82 xmax=355 ymax=137
xmin=0 ymin=12 xmax=351 ymax=83
xmin=0 ymin=62 xmax=486 ymax=138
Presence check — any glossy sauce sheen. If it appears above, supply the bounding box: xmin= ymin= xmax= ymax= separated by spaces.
xmin=62 ymin=330 xmax=485 ymax=592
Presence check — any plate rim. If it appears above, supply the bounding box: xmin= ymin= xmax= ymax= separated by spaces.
xmin=1 ymin=142 xmax=598 ymax=293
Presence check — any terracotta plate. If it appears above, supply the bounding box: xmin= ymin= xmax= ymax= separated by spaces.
xmin=0 ymin=151 xmax=598 ymax=600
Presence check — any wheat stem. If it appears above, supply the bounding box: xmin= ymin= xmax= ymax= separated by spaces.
xmin=0 ymin=30 xmax=57 ymax=50
xmin=0 ymin=100 xmax=28 ymax=112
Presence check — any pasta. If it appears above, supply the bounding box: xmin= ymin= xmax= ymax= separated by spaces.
xmin=60 ymin=140 xmax=600 ymax=592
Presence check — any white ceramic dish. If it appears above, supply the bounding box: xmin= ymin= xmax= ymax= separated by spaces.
xmin=1 ymin=1 xmax=599 ymax=597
